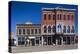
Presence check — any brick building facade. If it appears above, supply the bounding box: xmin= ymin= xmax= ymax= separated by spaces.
xmin=16 ymin=7 xmax=78 ymax=46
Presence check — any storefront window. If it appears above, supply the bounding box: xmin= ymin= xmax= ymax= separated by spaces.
xmin=18 ymin=37 xmax=25 ymax=45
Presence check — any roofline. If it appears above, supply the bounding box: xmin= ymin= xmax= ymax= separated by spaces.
xmin=16 ymin=24 xmax=41 ymax=26
xmin=42 ymin=8 xmax=76 ymax=11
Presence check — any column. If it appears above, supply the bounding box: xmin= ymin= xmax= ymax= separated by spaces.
xmin=56 ymin=39 xmax=58 ymax=45
xmin=21 ymin=28 xmax=23 ymax=35
xmin=29 ymin=29 xmax=31 ymax=35
xmin=51 ymin=36 xmax=52 ymax=45
xmin=70 ymin=36 xmax=71 ymax=45
xmin=66 ymin=36 xmax=67 ymax=45
xmin=34 ymin=28 xmax=35 ymax=35
xmin=61 ymin=36 xmax=63 ymax=45
xmin=46 ymin=36 xmax=48 ymax=45
xmin=39 ymin=36 xmax=40 ymax=46
xmin=35 ymin=37 xmax=36 ymax=46
xmin=73 ymin=36 xmax=75 ymax=44
xmin=41 ymin=36 xmax=43 ymax=46
xmin=25 ymin=28 xmax=27 ymax=35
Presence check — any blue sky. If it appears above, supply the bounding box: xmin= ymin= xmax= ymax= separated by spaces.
xmin=10 ymin=1 xmax=78 ymax=39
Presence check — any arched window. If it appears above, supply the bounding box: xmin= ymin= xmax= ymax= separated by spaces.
xmin=67 ymin=25 xmax=70 ymax=33
xmin=59 ymin=25 xmax=61 ymax=28
xmin=71 ymin=26 xmax=75 ymax=33
xmin=57 ymin=24 xmax=61 ymax=32
xmin=44 ymin=26 xmax=47 ymax=33
xmin=52 ymin=26 xmax=56 ymax=33
xmin=48 ymin=26 xmax=51 ymax=33
xmin=63 ymin=26 xmax=66 ymax=33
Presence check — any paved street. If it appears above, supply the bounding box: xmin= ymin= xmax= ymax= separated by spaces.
xmin=12 ymin=44 xmax=78 ymax=53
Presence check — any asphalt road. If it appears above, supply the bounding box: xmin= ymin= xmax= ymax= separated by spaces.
xmin=12 ymin=44 xmax=78 ymax=53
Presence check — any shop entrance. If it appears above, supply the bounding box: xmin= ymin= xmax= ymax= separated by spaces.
xmin=48 ymin=37 xmax=52 ymax=45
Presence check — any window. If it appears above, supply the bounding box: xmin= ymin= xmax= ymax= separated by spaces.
xmin=52 ymin=26 xmax=56 ymax=33
xmin=18 ymin=37 xmax=21 ymax=41
xmin=57 ymin=24 xmax=61 ymax=32
xmin=44 ymin=14 xmax=46 ymax=20
xmin=64 ymin=15 xmax=66 ymax=20
xmin=53 ymin=15 xmax=55 ymax=20
xmin=21 ymin=40 xmax=25 ymax=45
xmin=57 ymin=14 xmax=59 ymax=20
xmin=18 ymin=41 xmax=22 ymax=45
xmin=63 ymin=26 xmax=66 ymax=33
xmin=44 ymin=26 xmax=47 ymax=33
xmin=23 ymin=29 xmax=25 ymax=34
xmin=31 ymin=29 xmax=34 ymax=34
xmin=68 ymin=15 xmax=70 ymax=20
xmin=27 ymin=29 xmax=30 ymax=34
xmin=22 ymin=37 xmax=25 ymax=41
xmin=39 ymin=29 xmax=41 ymax=34
xmin=48 ymin=26 xmax=51 ymax=33
xmin=67 ymin=25 xmax=70 ymax=33
xmin=19 ymin=29 xmax=21 ymax=35
xmin=57 ymin=14 xmax=61 ymax=20
xmin=58 ymin=24 xmax=61 ymax=29
xmin=18 ymin=37 xmax=25 ymax=45
xmin=35 ymin=29 xmax=37 ymax=34
xmin=48 ymin=14 xmax=51 ymax=20
xmin=63 ymin=37 xmax=66 ymax=41
xmin=72 ymin=15 xmax=74 ymax=18
xmin=60 ymin=14 xmax=61 ymax=20
xmin=72 ymin=15 xmax=74 ymax=20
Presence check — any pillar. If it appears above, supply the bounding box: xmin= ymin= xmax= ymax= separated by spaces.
xmin=56 ymin=39 xmax=58 ymax=45
xmin=66 ymin=36 xmax=67 ymax=45
xmin=46 ymin=36 xmax=48 ymax=45
xmin=41 ymin=36 xmax=43 ymax=46
xmin=70 ymin=36 xmax=71 ymax=45
xmin=39 ymin=36 xmax=40 ymax=46
xmin=73 ymin=36 xmax=75 ymax=44
xmin=61 ymin=36 xmax=63 ymax=45
xmin=35 ymin=37 xmax=36 ymax=46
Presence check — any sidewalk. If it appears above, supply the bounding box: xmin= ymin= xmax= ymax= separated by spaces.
xmin=12 ymin=44 xmax=78 ymax=53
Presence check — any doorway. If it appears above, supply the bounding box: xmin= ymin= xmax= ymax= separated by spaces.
xmin=48 ymin=36 xmax=52 ymax=45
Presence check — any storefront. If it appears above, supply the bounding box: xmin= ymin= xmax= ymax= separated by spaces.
xmin=17 ymin=36 xmax=42 ymax=47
